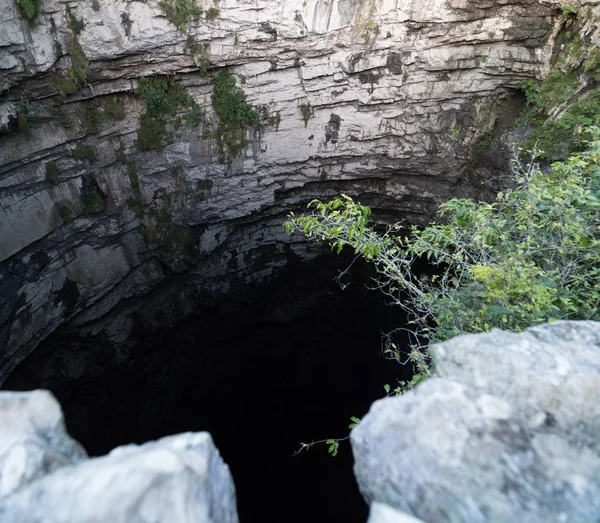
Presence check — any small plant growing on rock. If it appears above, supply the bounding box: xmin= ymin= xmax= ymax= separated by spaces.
xmin=45 ymin=161 xmax=60 ymax=183
xmin=72 ymin=144 xmax=98 ymax=162
xmin=105 ymin=96 xmax=126 ymax=120
xmin=135 ymin=75 xmax=202 ymax=151
xmin=205 ymin=6 xmax=219 ymax=20
xmin=16 ymin=97 xmax=39 ymax=134
xmin=16 ymin=0 xmax=41 ymax=25
xmin=158 ymin=0 xmax=202 ymax=31
xmin=65 ymin=3 xmax=85 ymax=35
xmin=82 ymin=101 xmax=104 ymax=134
xmin=80 ymin=188 xmax=105 ymax=214
xmin=58 ymin=204 xmax=73 ymax=223
xmin=185 ymin=36 xmax=211 ymax=74
xmin=121 ymin=12 xmax=133 ymax=36
xmin=211 ymin=71 xmax=259 ymax=163
xmin=299 ymin=102 xmax=313 ymax=127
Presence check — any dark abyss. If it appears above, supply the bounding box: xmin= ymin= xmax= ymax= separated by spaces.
xmin=4 ymin=248 xmax=415 ymax=523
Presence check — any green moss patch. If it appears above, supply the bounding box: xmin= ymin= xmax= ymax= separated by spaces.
xmin=72 ymin=144 xmax=98 ymax=162
xmin=45 ymin=161 xmax=60 ymax=183
xmin=135 ymin=76 xmax=202 ymax=151
xmin=158 ymin=0 xmax=202 ymax=31
xmin=16 ymin=0 xmax=41 ymax=25
xmin=211 ymin=71 xmax=258 ymax=163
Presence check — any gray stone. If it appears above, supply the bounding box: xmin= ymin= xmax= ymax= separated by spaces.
xmin=352 ymin=321 xmax=600 ymax=523
xmin=0 ymin=431 xmax=239 ymax=523
xmin=367 ymin=503 xmax=426 ymax=523
xmin=0 ymin=390 xmax=86 ymax=499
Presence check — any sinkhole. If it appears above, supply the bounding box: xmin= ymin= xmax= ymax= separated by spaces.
xmin=3 ymin=248 xmax=416 ymax=523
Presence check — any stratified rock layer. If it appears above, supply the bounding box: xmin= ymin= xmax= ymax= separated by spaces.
xmin=0 ymin=0 xmax=574 ymax=381
xmin=352 ymin=320 xmax=600 ymax=523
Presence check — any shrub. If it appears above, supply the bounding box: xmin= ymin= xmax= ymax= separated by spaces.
xmin=45 ymin=161 xmax=60 ymax=183
xmin=285 ymin=130 xmax=600 ymax=377
xmin=211 ymin=71 xmax=258 ymax=163
xmin=58 ymin=204 xmax=73 ymax=223
xmin=16 ymin=0 xmax=41 ymax=25
xmin=66 ymin=3 xmax=85 ymax=35
xmin=299 ymin=102 xmax=313 ymax=127
xmin=15 ymin=97 xmax=39 ymax=134
xmin=72 ymin=144 xmax=98 ymax=162
xmin=135 ymin=76 xmax=202 ymax=151
xmin=82 ymin=101 xmax=104 ymax=134
xmin=205 ymin=6 xmax=219 ymax=20
xmin=158 ymin=0 xmax=202 ymax=31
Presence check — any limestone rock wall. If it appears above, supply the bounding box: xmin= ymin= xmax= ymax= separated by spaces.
xmin=0 ymin=0 xmax=571 ymax=381
xmin=352 ymin=321 xmax=600 ymax=523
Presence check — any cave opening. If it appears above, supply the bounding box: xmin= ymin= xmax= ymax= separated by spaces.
xmin=3 ymin=247 xmax=416 ymax=523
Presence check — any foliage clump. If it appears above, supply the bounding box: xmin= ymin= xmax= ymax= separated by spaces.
xmin=211 ymin=71 xmax=258 ymax=163
xmin=58 ymin=204 xmax=73 ymax=223
xmin=299 ymin=102 xmax=313 ymax=127
xmin=16 ymin=0 xmax=41 ymax=25
xmin=285 ymin=130 xmax=600 ymax=381
xmin=82 ymin=101 xmax=104 ymax=134
xmin=186 ymin=36 xmax=211 ymax=73
xmin=135 ymin=76 xmax=202 ymax=151
xmin=72 ymin=144 xmax=98 ymax=162
xmin=15 ymin=97 xmax=39 ymax=134
xmin=205 ymin=6 xmax=219 ymax=20
xmin=80 ymin=187 xmax=105 ymax=214
xmin=53 ymin=37 xmax=89 ymax=96
xmin=66 ymin=3 xmax=85 ymax=35
xmin=158 ymin=0 xmax=202 ymax=31
xmin=45 ymin=161 xmax=60 ymax=183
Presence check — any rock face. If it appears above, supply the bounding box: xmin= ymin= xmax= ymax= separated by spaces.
xmin=0 ymin=391 xmax=239 ymax=523
xmin=0 ymin=0 xmax=573 ymax=382
xmin=351 ymin=321 xmax=600 ymax=523
xmin=0 ymin=390 xmax=87 ymax=498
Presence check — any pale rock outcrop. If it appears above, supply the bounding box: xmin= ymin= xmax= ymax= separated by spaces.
xmin=0 ymin=390 xmax=86 ymax=498
xmin=352 ymin=321 xmax=600 ymax=523
xmin=0 ymin=391 xmax=239 ymax=523
xmin=0 ymin=0 xmax=578 ymax=382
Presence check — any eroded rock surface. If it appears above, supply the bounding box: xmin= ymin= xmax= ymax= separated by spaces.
xmin=0 ymin=0 xmax=574 ymax=381
xmin=0 ymin=390 xmax=86 ymax=498
xmin=352 ymin=321 xmax=600 ymax=523
xmin=0 ymin=391 xmax=238 ymax=523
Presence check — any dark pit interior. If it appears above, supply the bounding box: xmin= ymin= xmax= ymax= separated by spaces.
xmin=3 ymin=249 xmax=415 ymax=523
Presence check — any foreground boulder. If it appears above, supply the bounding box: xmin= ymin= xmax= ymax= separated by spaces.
xmin=0 ymin=390 xmax=87 ymax=498
xmin=0 ymin=391 xmax=238 ymax=523
xmin=352 ymin=321 xmax=600 ymax=523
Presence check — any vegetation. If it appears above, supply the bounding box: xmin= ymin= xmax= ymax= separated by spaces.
xmin=58 ymin=204 xmax=73 ymax=223
xmin=211 ymin=71 xmax=259 ymax=163
xmin=135 ymin=76 xmax=202 ymax=151
xmin=105 ymin=96 xmax=126 ymax=120
xmin=186 ymin=36 xmax=211 ymax=73
xmin=285 ymin=130 xmax=600 ymax=385
xmin=54 ymin=36 xmax=89 ymax=96
xmin=66 ymin=3 xmax=85 ymax=35
xmin=299 ymin=102 xmax=313 ymax=127
xmin=205 ymin=6 xmax=219 ymax=20
xmin=82 ymin=101 xmax=104 ymax=134
xmin=16 ymin=97 xmax=39 ymax=133
xmin=158 ymin=0 xmax=202 ymax=31
xmin=16 ymin=0 xmax=41 ymax=25
xmin=72 ymin=144 xmax=98 ymax=162
xmin=45 ymin=161 xmax=60 ymax=183
xmin=121 ymin=12 xmax=133 ymax=36
xmin=126 ymin=163 xmax=144 ymax=217
xmin=80 ymin=187 xmax=105 ymax=214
